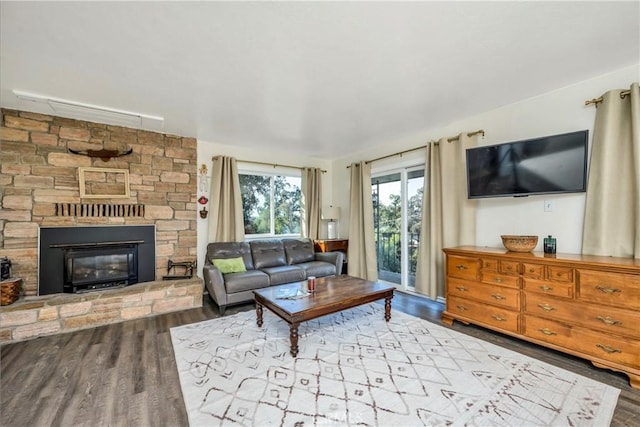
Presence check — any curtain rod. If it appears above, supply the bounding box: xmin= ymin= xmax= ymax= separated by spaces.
xmin=356 ymin=129 xmax=485 ymax=166
xmin=212 ymin=156 xmax=326 ymax=173
xmin=585 ymin=89 xmax=631 ymax=107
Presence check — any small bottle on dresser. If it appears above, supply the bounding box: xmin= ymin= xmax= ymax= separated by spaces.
xmin=543 ymin=235 xmax=557 ymax=254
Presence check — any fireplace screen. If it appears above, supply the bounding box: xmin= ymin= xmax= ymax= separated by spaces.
xmin=63 ymin=244 xmax=138 ymax=293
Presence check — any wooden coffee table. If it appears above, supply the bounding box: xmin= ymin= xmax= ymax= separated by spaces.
xmin=253 ymin=275 xmax=394 ymax=357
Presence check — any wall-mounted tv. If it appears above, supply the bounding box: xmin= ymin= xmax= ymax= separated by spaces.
xmin=466 ymin=130 xmax=588 ymax=199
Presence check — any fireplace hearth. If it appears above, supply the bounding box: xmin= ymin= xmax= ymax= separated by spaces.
xmin=39 ymin=225 xmax=156 ymax=295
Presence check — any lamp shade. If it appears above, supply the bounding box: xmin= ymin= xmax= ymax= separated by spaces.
xmin=322 ymin=206 xmax=341 ymax=221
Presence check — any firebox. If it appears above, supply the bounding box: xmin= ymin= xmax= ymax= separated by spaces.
xmin=61 ymin=242 xmax=139 ymax=293
xmin=39 ymin=225 xmax=156 ymax=295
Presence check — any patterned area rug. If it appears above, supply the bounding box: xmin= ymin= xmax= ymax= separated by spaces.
xmin=170 ymin=304 xmax=619 ymax=426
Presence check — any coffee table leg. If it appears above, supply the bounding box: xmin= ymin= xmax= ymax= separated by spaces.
xmin=256 ymin=303 xmax=263 ymax=327
xmin=384 ymin=295 xmax=392 ymax=321
xmin=289 ymin=323 xmax=299 ymax=357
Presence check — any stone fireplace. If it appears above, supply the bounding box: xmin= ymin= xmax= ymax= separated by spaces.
xmin=0 ymin=109 xmax=198 ymax=295
xmin=0 ymin=109 xmax=203 ymax=343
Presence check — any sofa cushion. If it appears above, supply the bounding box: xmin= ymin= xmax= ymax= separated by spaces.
xmin=207 ymin=242 xmax=254 ymax=270
xmin=251 ymin=240 xmax=287 ymax=269
xmin=283 ymin=238 xmax=315 ymax=265
xmin=262 ymin=265 xmax=306 ymax=285
xmin=296 ymin=261 xmax=337 ymax=278
xmin=224 ymin=270 xmax=270 ymax=294
xmin=211 ymin=257 xmax=246 ymax=274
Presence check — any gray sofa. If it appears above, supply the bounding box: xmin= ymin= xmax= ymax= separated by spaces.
xmin=203 ymin=238 xmax=344 ymax=314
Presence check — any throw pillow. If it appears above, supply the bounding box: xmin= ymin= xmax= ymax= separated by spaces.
xmin=211 ymin=257 xmax=246 ymax=274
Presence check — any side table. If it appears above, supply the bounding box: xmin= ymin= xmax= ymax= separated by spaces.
xmin=313 ymin=239 xmax=348 ymax=274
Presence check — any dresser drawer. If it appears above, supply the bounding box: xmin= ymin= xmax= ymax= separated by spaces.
xmin=578 ymin=269 xmax=640 ymax=310
xmin=448 ymin=277 xmax=474 ymax=295
xmin=447 ymin=295 xmax=519 ymax=333
xmin=524 ymin=293 xmax=639 ymax=338
xmin=523 ymin=278 xmax=574 ymax=298
xmin=524 ymin=315 xmax=639 ymax=368
xmin=447 ymin=255 xmax=479 ymax=281
xmin=499 ymin=260 xmax=520 ymax=275
xmin=522 ymin=263 xmax=544 ymax=279
xmin=481 ymin=272 xmax=520 ymax=289
xmin=481 ymin=258 xmax=498 ymax=272
xmin=448 ymin=278 xmax=519 ymax=310
xmin=524 ymin=293 xmax=574 ymax=321
xmin=547 ymin=266 xmax=574 ymax=283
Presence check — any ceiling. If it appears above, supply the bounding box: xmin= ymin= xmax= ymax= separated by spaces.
xmin=1 ymin=2 xmax=638 ymax=160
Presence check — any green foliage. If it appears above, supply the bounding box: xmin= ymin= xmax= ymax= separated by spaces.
xmin=240 ymin=174 xmax=301 ymax=235
xmin=372 ymin=180 xmax=423 ymax=276
xmin=273 ymin=176 xmax=301 ymax=234
xmin=239 ymin=174 xmax=270 ymax=234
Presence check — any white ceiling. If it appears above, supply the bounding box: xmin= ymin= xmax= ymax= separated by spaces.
xmin=1 ymin=1 xmax=638 ymax=160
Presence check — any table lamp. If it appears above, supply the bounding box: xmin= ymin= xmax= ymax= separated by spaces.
xmin=322 ymin=206 xmax=341 ymax=239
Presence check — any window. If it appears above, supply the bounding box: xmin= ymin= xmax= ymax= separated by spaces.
xmin=239 ymin=172 xmax=301 ymax=237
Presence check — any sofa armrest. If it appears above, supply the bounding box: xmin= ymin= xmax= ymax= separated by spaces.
xmin=203 ymin=264 xmax=228 ymax=306
xmin=314 ymin=251 xmax=344 ymax=275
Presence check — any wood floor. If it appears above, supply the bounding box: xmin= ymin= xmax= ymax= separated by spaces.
xmin=2 ymin=291 xmax=638 ymax=426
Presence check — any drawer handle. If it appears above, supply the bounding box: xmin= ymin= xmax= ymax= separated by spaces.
xmin=491 ymin=315 xmax=506 ymax=322
xmin=529 ymin=268 xmax=536 ymax=273
xmin=456 ymin=286 xmax=468 ymax=292
xmin=494 ymin=278 xmax=503 ymax=283
xmin=596 ymin=344 xmax=622 ymax=354
xmin=456 ymin=305 xmax=467 ymax=311
xmin=538 ymin=328 xmax=557 ymax=336
xmin=455 ymin=264 xmax=468 ymax=270
xmin=491 ymin=294 xmax=506 ymax=300
xmin=595 ymin=286 xmax=622 ymax=294
xmin=539 ymin=285 xmax=553 ymax=291
xmin=596 ymin=316 xmax=622 ymax=326
xmin=537 ymin=303 xmax=555 ymax=312
xmin=506 ymin=266 xmax=513 ymax=270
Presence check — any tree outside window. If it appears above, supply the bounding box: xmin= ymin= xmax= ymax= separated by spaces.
xmin=239 ymin=173 xmax=301 ymax=236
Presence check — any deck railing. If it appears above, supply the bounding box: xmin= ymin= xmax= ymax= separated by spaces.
xmin=375 ymin=231 xmax=419 ymax=286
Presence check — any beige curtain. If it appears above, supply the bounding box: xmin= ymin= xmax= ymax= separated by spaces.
xmin=347 ymin=161 xmax=378 ymax=280
xmin=301 ymin=167 xmax=322 ymax=239
xmin=208 ymin=156 xmax=245 ymax=242
xmin=415 ymin=133 xmax=478 ymax=299
xmin=583 ymin=82 xmax=640 ymax=258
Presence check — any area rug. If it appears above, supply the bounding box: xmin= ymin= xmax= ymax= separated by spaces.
xmin=170 ymin=304 xmax=620 ymax=426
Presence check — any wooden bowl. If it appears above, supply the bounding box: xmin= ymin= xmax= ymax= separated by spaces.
xmin=501 ymin=235 xmax=538 ymax=252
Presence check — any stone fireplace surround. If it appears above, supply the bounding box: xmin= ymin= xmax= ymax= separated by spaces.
xmin=0 ymin=109 xmax=203 ymax=343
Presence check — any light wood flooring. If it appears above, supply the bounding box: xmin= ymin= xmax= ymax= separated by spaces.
xmin=1 ymin=291 xmax=638 ymax=426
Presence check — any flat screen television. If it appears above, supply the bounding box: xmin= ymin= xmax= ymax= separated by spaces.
xmin=466 ymin=130 xmax=588 ymax=199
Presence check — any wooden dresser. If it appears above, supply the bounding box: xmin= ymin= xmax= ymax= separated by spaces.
xmin=442 ymin=246 xmax=640 ymax=389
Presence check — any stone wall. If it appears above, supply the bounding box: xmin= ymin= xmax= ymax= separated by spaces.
xmin=0 ymin=109 xmax=198 ymax=296
xmin=0 ymin=278 xmax=203 ymax=343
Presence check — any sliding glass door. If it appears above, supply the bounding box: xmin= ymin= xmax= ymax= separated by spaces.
xmin=372 ymin=167 xmax=423 ymax=291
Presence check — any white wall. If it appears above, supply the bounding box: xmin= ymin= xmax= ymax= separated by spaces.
xmin=195 ymin=64 xmax=638 ymax=271
xmin=331 ymin=64 xmax=639 ymax=254
xmin=196 ymin=141 xmax=333 ymax=276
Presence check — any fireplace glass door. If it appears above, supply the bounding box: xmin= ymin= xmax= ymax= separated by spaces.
xmin=64 ymin=244 xmax=138 ymax=293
